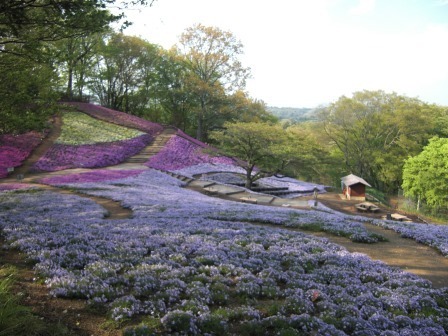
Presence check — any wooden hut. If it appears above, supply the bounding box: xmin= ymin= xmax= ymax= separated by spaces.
xmin=341 ymin=174 xmax=371 ymax=200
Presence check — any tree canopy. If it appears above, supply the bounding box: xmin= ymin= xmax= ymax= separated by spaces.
xmin=402 ymin=137 xmax=448 ymax=211
xmin=318 ymin=90 xmax=445 ymax=192
xmin=178 ymin=24 xmax=251 ymax=141
xmin=209 ymin=121 xmax=325 ymax=188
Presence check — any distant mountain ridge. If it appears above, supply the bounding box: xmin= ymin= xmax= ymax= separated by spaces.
xmin=267 ymin=106 xmax=318 ymax=122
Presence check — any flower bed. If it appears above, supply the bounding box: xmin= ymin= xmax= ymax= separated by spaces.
xmin=38 ymin=169 xmax=146 ymax=185
xmin=146 ymin=135 xmax=234 ymax=171
xmin=0 ymin=131 xmax=44 ymax=178
xmin=0 ymin=183 xmax=36 ymax=191
xmin=32 ymin=134 xmax=153 ymax=172
xmin=57 ymin=112 xmax=145 ymax=145
xmin=64 ymin=102 xmax=163 ymax=136
xmin=1 ymin=170 xmax=448 ymax=335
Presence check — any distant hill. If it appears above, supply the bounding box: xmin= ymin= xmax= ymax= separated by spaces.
xmin=267 ymin=106 xmax=318 ymax=122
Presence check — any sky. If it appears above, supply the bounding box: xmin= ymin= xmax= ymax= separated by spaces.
xmin=119 ymin=0 xmax=448 ymax=108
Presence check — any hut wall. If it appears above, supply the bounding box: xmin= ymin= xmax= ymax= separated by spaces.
xmin=349 ymin=183 xmax=366 ymax=197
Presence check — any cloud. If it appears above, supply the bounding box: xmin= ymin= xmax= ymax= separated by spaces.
xmin=349 ymin=0 xmax=376 ymax=15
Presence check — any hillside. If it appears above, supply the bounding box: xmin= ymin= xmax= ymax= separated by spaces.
xmin=2 ymin=104 xmax=448 ymax=335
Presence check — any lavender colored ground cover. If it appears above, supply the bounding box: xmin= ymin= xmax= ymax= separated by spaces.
xmin=39 ymin=169 xmax=146 ymax=185
xmin=64 ymin=102 xmax=163 ymax=136
xmin=146 ymin=135 xmax=235 ymax=171
xmin=0 ymin=131 xmax=44 ymax=178
xmin=1 ymin=170 xmax=448 ymax=335
xmin=32 ymin=134 xmax=152 ymax=172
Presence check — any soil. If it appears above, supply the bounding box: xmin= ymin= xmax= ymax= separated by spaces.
xmin=2 ymin=111 xmax=448 ymax=335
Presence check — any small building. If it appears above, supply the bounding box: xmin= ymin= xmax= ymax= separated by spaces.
xmin=341 ymin=174 xmax=371 ymax=200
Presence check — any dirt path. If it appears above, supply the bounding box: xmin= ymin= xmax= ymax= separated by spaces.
xmin=12 ymin=115 xmax=63 ymax=176
xmin=308 ymin=223 xmax=448 ymax=288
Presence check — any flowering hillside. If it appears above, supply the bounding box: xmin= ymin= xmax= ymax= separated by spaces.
xmin=1 ymin=170 xmax=448 ymax=335
xmin=146 ymin=131 xmax=235 ymax=171
xmin=2 ymin=104 xmax=448 ymax=334
xmin=0 ymin=131 xmax=45 ymax=178
xmin=64 ymin=102 xmax=164 ymax=135
xmin=33 ymin=112 xmax=154 ymax=172
xmin=57 ymin=112 xmax=144 ymax=145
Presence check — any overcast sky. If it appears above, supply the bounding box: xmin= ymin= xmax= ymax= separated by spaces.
xmin=120 ymin=0 xmax=448 ymax=108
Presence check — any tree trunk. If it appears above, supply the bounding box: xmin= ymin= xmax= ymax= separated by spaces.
xmin=66 ymin=66 xmax=73 ymax=100
xmin=245 ymin=166 xmax=253 ymax=189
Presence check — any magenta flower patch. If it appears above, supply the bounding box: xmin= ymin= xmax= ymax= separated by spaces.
xmin=0 ymin=183 xmax=34 ymax=191
xmin=32 ymin=134 xmax=152 ymax=172
xmin=146 ymin=135 xmax=234 ymax=171
xmin=0 ymin=131 xmax=44 ymax=178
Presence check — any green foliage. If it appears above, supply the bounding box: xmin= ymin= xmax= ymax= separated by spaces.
xmin=0 ymin=0 xmax=141 ymax=53
xmin=402 ymin=137 xmax=448 ymax=210
xmin=210 ymin=121 xmax=326 ymax=188
xmin=88 ymin=33 xmax=161 ymax=113
xmin=210 ymin=122 xmax=288 ymax=187
xmin=319 ymin=90 xmax=444 ymax=192
xmin=178 ymin=24 xmax=251 ymax=141
xmin=0 ymin=53 xmax=57 ymax=134
xmin=366 ymin=187 xmax=388 ymax=205
xmin=267 ymin=106 xmax=317 ymax=122
xmin=0 ymin=266 xmax=43 ymax=335
xmin=58 ymin=112 xmax=143 ymax=145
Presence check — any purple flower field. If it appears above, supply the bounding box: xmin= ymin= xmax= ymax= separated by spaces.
xmin=2 ymin=169 xmax=448 ymax=335
xmin=39 ymin=169 xmax=146 ymax=184
xmin=146 ymin=135 xmax=235 ymax=171
xmin=32 ymin=134 xmax=153 ymax=172
xmin=0 ymin=131 xmax=44 ymax=178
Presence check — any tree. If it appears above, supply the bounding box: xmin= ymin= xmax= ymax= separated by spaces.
xmin=223 ymin=91 xmax=278 ymax=124
xmin=318 ymin=90 xmax=441 ymax=192
xmin=89 ymin=33 xmax=159 ymax=112
xmin=402 ymin=137 xmax=448 ymax=212
xmin=209 ymin=122 xmax=322 ymax=188
xmin=0 ymin=0 xmax=152 ymax=54
xmin=0 ymin=52 xmax=58 ymax=134
xmin=178 ymin=24 xmax=251 ymax=141
xmin=55 ymin=33 xmax=103 ymax=101
xmin=150 ymin=48 xmax=196 ymax=129
xmin=0 ymin=0 xmax=153 ymax=134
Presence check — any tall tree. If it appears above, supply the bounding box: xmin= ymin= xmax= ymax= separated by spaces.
xmin=210 ymin=122 xmax=323 ymax=188
xmin=0 ymin=0 xmax=153 ymax=54
xmin=89 ymin=33 xmax=159 ymax=112
xmin=223 ymin=91 xmax=278 ymax=124
xmin=0 ymin=52 xmax=57 ymax=134
xmin=178 ymin=24 xmax=251 ymax=141
xmin=318 ymin=90 xmax=441 ymax=192
xmin=151 ymin=48 xmax=196 ymax=129
xmin=55 ymin=33 xmax=103 ymax=101
xmin=402 ymin=137 xmax=448 ymax=212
